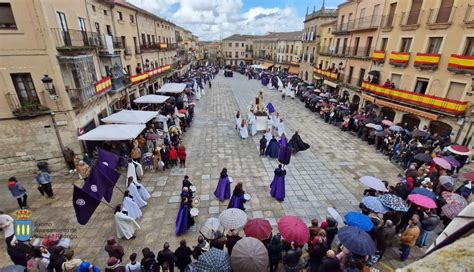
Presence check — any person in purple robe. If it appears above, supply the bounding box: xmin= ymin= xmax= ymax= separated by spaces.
xmin=227 ymin=182 xmax=247 ymax=210
xmin=176 ymin=196 xmax=194 ymax=236
xmin=213 ymin=168 xmax=231 ymax=202
xmin=279 ymin=134 xmax=288 ymax=147
xmin=270 ymin=164 xmax=286 ymax=201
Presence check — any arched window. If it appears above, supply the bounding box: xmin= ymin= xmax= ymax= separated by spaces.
xmin=401 ymin=114 xmax=421 ymax=131
xmin=429 ymin=121 xmax=452 ymax=137
xmin=381 ymin=107 xmax=396 ymax=121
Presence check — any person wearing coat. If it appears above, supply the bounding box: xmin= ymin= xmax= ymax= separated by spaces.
xmin=267 ymin=234 xmax=283 ymax=272
xmin=104 ymin=237 xmax=125 ymax=261
xmin=417 ymin=210 xmax=440 ymax=247
xmin=227 ymin=182 xmax=246 ymax=210
xmin=375 ymin=220 xmax=396 ymax=258
xmin=283 ymin=242 xmax=302 ymax=271
xmin=7 ymin=176 xmax=28 ymax=209
xmin=157 ymin=242 xmax=176 ymax=271
xmin=114 ymin=205 xmax=140 ymax=240
xmin=225 ymin=229 xmax=242 ymax=256
xmin=318 ymin=250 xmax=341 ymax=272
xmin=177 ymin=144 xmax=187 ymax=168
xmin=35 ymin=170 xmax=54 ymax=198
xmin=174 ymin=240 xmax=192 ymax=272
xmin=105 ymin=257 xmax=125 ymax=272
xmin=169 ymin=146 xmax=178 ymax=167
xmin=400 ymin=215 xmax=421 ymax=261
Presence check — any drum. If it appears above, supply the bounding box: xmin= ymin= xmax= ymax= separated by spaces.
xmin=192 ymin=196 xmax=201 ymax=207
xmin=244 ymin=193 xmax=251 ymax=201
xmin=189 ymin=185 xmax=197 ymax=193
xmin=190 ymin=208 xmax=199 ymax=217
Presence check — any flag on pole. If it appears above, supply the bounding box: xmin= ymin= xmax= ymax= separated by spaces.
xmin=98 ymin=148 xmax=120 ymax=170
xmin=266 ymin=103 xmax=276 ymax=114
xmin=73 ymin=185 xmax=101 ymax=225
xmin=98 ymin=162 xmax=121 ymax=202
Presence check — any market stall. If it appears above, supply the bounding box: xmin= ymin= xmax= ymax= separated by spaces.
xmin=156 ymin=83 xmax=187 ymax=94
xmin=78 ymin=124 xmax=146 ymax=141
xmin=101 ymin=110 xmax=158 ymax=124
xmin=133 ymin=95 xmax=170 ymax=104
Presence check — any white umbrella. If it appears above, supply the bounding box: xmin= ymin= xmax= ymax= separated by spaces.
xmin=219 ymin=208 xmax=248 ymax=229
xmin=199 ymin=218 xmax=223 ymax=240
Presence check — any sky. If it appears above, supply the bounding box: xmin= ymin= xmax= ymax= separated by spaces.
xmin=127 ymin=0 xmax=345 ymax=41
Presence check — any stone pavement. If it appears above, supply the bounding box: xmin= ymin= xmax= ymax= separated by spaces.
xmin=1 ymin=72 xmax=433 ymax=270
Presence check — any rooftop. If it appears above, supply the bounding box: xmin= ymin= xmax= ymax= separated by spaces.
xmin=304 ymin=8 xmax=338 ymax=22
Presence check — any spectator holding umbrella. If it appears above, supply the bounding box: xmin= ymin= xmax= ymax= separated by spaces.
xmin=267 ymin=234 xmax=283 ymax=272
xmin=400 ymin=215 xmax=421 ymax=262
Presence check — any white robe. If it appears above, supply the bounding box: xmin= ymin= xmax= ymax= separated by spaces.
xmin=114 ymin=211 xmax=140 ymax=239
xmin=127 ymin=182 xmax=147 ymax=208
xmin=195 ymin=89 xmax=201 ymax=100
xmin=277 ymin=122 xmax=285 ymax=137
xmin=249 ymin=116 xmax=257 ymax=136
xmin=264 ymin=132 xmax=272 ymax=147
xmin=123 ymin=196 xmax=142 ymax=220
xmin=135 ymin=180 xmax=150 ymax=201
xmin=159 ymin=115 xmax=169 ymax=133
xmin=235 ymin=117 xmax=241 ymax=129
xmin=240 ymin=125 xmax=249 ymax=139
xmin=127 ymin=163 xmax=138 ymax=183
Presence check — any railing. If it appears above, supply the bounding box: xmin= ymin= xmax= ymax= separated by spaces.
xmin=51 ymin=28 xmax=101 ymax=48
xmin=5 ymin=92 xmax=50 ymax=118
xmin=67 ymin=84 xmax=97 ymax=107
xmin=313 ymin=68 xmax=339 ymax=80
xmin=140 ymin=43 xmax=160 ymax=51
xmin=380 ymin=14 xmax=396 ymax=29
xmin=332 ymin=21 xmax=353 ymax=34
xmin=361 ymin=81 xmax=468 ymax=116
xmin=372 ymin=50 xmax=385 ymax=62
xmin=349 ymin=15 xmax=382 ymax=31
xmin=346 ymin=46 xmax=374 ymax=59
xmin=124 ymin=46 xmax=132 ymax=55
xmin=414 ymin=53 xmax=441 ymax=69
xmin=464 ymin=5 xmax=474 ymax=25
xmin=245 ymin=47 xmax=253 ymax=52
xmin=448 ymin=54 xmax=474 ymax=74
xmin=427 ymin=7 xmax=456 ymax=25
xmin=389 ymin=52 xmax=411 ymax=67
xmin=400 ymin=10 xmax=423 ymax=27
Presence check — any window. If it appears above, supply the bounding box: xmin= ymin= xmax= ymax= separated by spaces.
xmin=235 ymin=52 xmax=238 ymax=58
xmin=353 ymin=37 xmax=360 ymax=55
xmin=400 ymin=37 xmax=412 ymax=52
xmin=11 ymin=73 xmax=39 ymax=106
xmin=342 ymin=38 xmax=348 ymax=55
xmin=0 ymin=3 xmax=16 ymax=29
xmin=358 ymin=68 xmax=366 ymax=86
xmin=242 ymin=43 xmax=244 ymax=47
xmin=106 ymin=25 xmax=112 ymax=36
xmin=91 ymin=5 xmax=96 ymax=12
xmin=117 ymin=11 xmax=123 ymax=20
xmin=335 ymin=39 xmax=340 ymax=54
xmin=446 ymin=82 xmax=466 ymax=100
xmin=103 ymin=9 xmax=108 ymax=16
xmin=386 ymin=3 xmax=397 ymax=27
xmin=347 ymin=66 xmax=354 ymax=84
xmin=414 ymin=77 xmax=429 ymax=94
xmin=328 ymin=28 xmax=331 ymax=33
xmin=406 ymin=0 xmax=423 ymax=25
xmin=94 ymin=22 xmax=100 ymax=34
xmin=391 ymin=73 xmax=402 ymax=87
xmin=228 ymin=43 xmax=232 ymax=47
xmin=380 ymin=38 xmax=388 ymax=51
xmin=426 ymin=37 xmax=443 ymax=54
xmin=365 ymin=37 xmax=373 ymax=56
xmin=436 ymin=0 xmax=454 ymax=23
xmin=235 ymin=43 xmax=238 ymax=47
xmin=78 ymin=17 xmax=86 ymax=32
xmin=463 ymin=37 xmax=474 ymax=56
xmin=130 ymin=15 xmax=135 ymax=23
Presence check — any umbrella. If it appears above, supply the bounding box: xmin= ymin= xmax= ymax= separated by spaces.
xmin=414 ymin=153 xmax=433 ymax=162
xmin=329 ymin=98 xmax=338 ymax=103
xmin=442 ymin=156 xmax=460 ymax=168
xmin=200 ymin=218 xmax=223 ymax=239
xmin=410 ymin=187 xmax=437 ymax=200
xmin=327 ymin=207 xmax=345 ymax=227
xmin=439 ymin=175 xmax=454 ymax=186
xmin=243 ymin=218 xmax=272 ymax=241
xmin=338 ymin=226 xmax=377 ymax=256
xmin=359 ymin=176 xmax=388 ymax=192
xmin=408 ymin=194 xmax=437 ymax=209
xmin=442 ymin=192 xmax=468 ymax=206
xmin=277 ymin=215 xmax=310 ymax=245
xmin=389 ymin=125 xmax=403 ymax=132
xmin=362 ymin=196 xmax=390 ymax=213
xmin=231 ymin=237 xmax=269 ymax=272
xmin=464 ymin=172 xmax=474 ymax=181
xmin=447 ymin=145 xmax=471 ymax=156
xmin=365 ymin=123 xmax=375 ymax=128
xmin=375 ymin=131 xmax=385 ymax=137
xmin=195 ymin=248 xmax=232 ymax=271
xmin=442 ymin=202 xmax=467 ymax=219
xmin=178 ymin=109 xmax=188 ymax=114
xmin=433 ymin=157 xmax=451 ymax=170
xmin=219 ymin=208 xmax=248 ymax=229
xmin=344 ymin=212 xmax=374 ymax=231
xmin=373 ymin=125 xmax=383 ymax=131
xmin=381 ymin=120 xmax=394 ymax=126
xmin=412 ymin=129 xmax=429 ymax=138
xmin=378 ymin=194 xmax=409 ymax=212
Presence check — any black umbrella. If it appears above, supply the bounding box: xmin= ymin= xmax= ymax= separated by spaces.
xmin=412 ymin=129 xmax=429 ymax=138
xmin=414 ymin=153 xmax=433 ymax=162
xmin=368 ymin=70 xmax=380 ymax=76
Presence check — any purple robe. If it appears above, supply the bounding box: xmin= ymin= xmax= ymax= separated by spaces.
xmin=270 ymin=168 xmax=286 ymax=201
xmin=278 ymin=136 xmax=288 ymax=147
xmin=227 ymin=193 xmax=246 ymax=210
xmin=278 ymin=145 xmax=292 ymax=165
xmin=214 ymin=176 xmax=231 ymax=202
xmin=175 ymin=203 xmax=189 ymax=236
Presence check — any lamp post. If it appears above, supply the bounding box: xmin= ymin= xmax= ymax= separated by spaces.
xmin=41 ymin=74 xmax=66 ymax=161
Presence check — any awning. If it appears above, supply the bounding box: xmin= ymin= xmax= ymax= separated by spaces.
xmin=281 ymin=65 xmax=289 ymax=70
xmin=313 ymin=74 xmax=321 ymax=80
xmin=288 ymin=66 xmax=299 ymax=74
xmin=323 ymin=79 xmax=338 ymax=88
xmin=262 ymin=62 xmax=273 ymax=69
xmin=156 ymin=83 xmax=187 ymax=94
xmin=250 ymin=64 xmax=265 ymax=69
xmin=274 ymin=64 xmax=281 ymax=69
xmin=101 ymin=110 xmax=158 ymax=124
xmin=366 ymin=95 xmax=439 ymax=120
xmin=134 ymin=94 xmax=170 ymax=104
xmin=78 ymin=124 xmax=146 ymax=141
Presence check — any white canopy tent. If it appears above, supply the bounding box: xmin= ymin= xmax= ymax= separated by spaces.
xmin=101 ymin=110 xmax=158 ymax=124
xmin=133 ymin=94 xmax=170 ymax=104
xmin=156 ymin=83 xmax=187 ymax=94
xmin=250 ymin=64 xmax=265 ymax=69
xmin=78 ymin=124 xmax=146 ymax=141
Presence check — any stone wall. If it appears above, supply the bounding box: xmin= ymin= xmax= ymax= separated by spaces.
xmin=0 ymin=112 xmax=81 ymax=179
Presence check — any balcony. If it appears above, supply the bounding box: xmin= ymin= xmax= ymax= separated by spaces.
xmin=332 ymin=21 xmax=353 ymax=35
xmin=245 ymin=47 xmax=253 ymax=52
xmin=160 ymin=43 xmax=178 ymax=51
xmin=380 ymin=14 xmax=396 ymax=31
xmin=389 ymin=52 xmax=411 ymax=67
xmin=361 ymin=81 xmax=468 ymax=116
xmin=130 ymin=64 xmax=173 ymax=85
xmin=426 ymin=7 xmax=456 ymax=29
xmin=318 ymin=46 xmax=346 ymax=57
xmin=5 ymin=92 xmax=50 ymax=119
xmin=98 ymin=36 xmax=123 ymax=56
xmin=346 ymin=46 xmax=374 ymax=60
xmin=372 ymin=50 xmax=385 ymax=63
xmin=464 ymin=5 xmax=474 ymax=27
xmin=140 ymin=43 xmax=160 ymax=51
xmin=349 ymin=15 xmax=382 ymax=32
xmin=313 ymin=68 xmax=338 ymax=81
xmin=67 ymin=84 xmax=97 ymax=107
xmin=414 ymin=53 xmax=441 ymax=70
xmin=448 ymin=54 xmax=474 ymax=74
xmin=51 ymin=28 xmax=101 ymax=51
